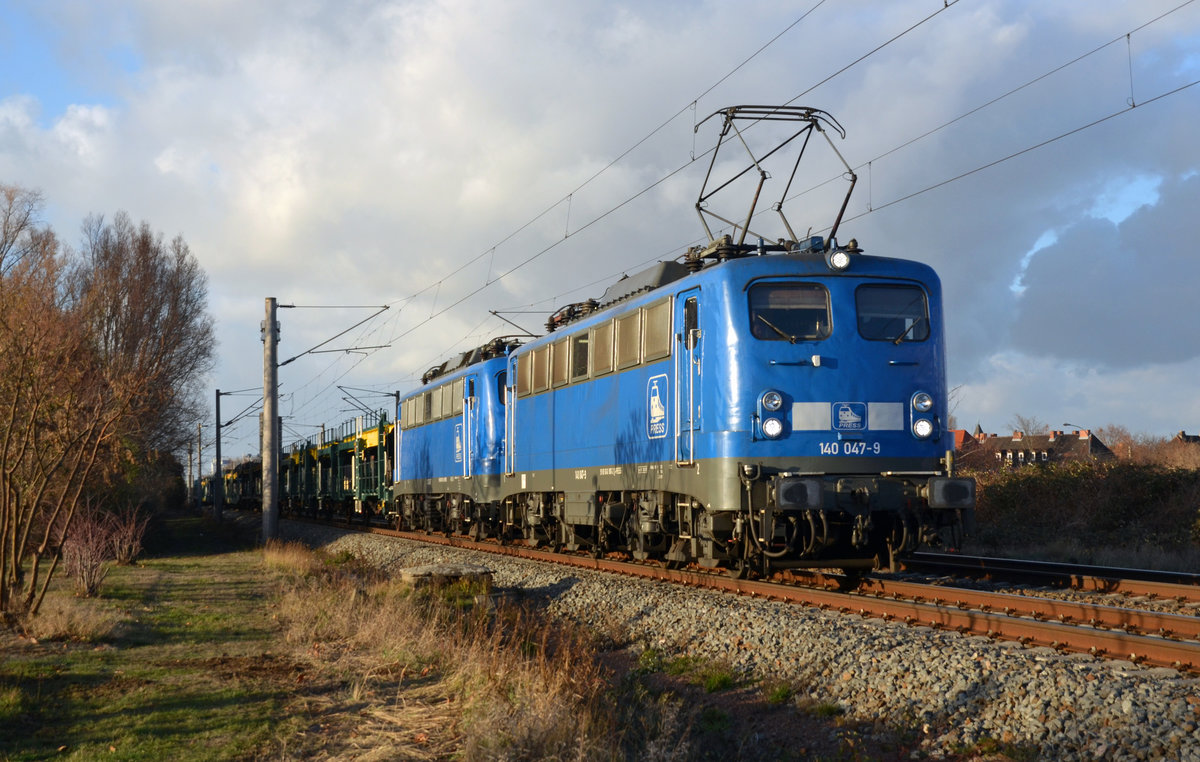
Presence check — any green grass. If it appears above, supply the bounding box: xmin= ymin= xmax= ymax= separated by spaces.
xmin=762 ymin=679 xmax=796 ymax=706
xmin=0 ymin=513 xmax=304 ymax=761
xmin=634 ymin=649 xmax=738 ymax=693
xmin=812 ymin=701 xmax=845 ymax=718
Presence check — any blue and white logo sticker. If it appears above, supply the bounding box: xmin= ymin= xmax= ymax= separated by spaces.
xmin=454 ymin=422 xmax=463 ymax=462
xmin=647 ymin=374 xmax=668 ymax=439
xmin=833 ymin=402 xmax=867 ymax=432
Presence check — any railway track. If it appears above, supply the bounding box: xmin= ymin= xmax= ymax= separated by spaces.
xmin=299 ymin=517 xmax=1200 ymax=674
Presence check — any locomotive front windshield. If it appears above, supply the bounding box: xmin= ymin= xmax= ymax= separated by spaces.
xmin=749 ymin=283 xmax=831 ymax=342
xmin=856 ymin=284 xmax=929 ymax=342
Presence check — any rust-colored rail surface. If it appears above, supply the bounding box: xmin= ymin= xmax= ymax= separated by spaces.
xmin=904 ymin=551 xmax=1200 ymax=604
xmin=854 ymin=577 xmax=1200 ymax=641
xmin=310 ymin=520 xmax=1200 ymax=674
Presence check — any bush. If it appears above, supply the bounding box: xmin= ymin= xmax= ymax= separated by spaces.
xmin=109 ymin=505 xmax=150 ymax=565
xmin=62 ymin=503 xmax=114 ymax=597
xmin=60 ymin=501 xmax=152 ymax=597
xmin=762 ymin=679 xmax=796 ymax=706
xmin=964 ymin=461 xmax=1200 ymax=562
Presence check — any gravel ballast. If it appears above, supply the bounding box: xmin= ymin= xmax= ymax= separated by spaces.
xmin=282 ymin=521 xmax=1200 ymax=760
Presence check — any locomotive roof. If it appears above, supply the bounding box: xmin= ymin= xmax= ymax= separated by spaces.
xmin=406 ymin=245 xmax=940 ymax=392
xmin=416 ymin=335 xmax=521 ymax=388
xmin=598 ymin=261 xmax=691 ymax=306
xmin=538 ymin=245 xmax=940 ymax=335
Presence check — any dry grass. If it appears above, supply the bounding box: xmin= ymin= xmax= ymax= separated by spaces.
xmin=19 ymin=591 xmax=125 ymax=642
xmin=262 ymin=540 xmax=931 ymax=760
xmin=267 ymin=542 xmax=625 ymax=760
xmin=263 ymin=538 xmax=328 ymax=576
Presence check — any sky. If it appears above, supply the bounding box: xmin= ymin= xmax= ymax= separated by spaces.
xmin=2 ymin=0 xmax=1199 ymax=465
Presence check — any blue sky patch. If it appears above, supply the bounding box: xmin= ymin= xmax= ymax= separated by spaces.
xmin=0 ymin=5 xmax=124 ymax=125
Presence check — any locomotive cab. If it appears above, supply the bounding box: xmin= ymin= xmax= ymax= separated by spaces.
xmin=698 ymin=242 xmax=975 ymax=571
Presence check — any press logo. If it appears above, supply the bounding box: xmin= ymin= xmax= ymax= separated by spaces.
xmin=647 ymin=375 xmax=668 ymax=439
xmin=833 ymin=402 xmax=867 ymax=432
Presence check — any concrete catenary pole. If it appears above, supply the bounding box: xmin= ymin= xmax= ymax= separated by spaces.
xmin=187 ymin=442 xmax=193 ymax=509
xmin=197 ymin=422 xmax=203 ymax=511
xmin=262 ymin=297 xmax=279 ymax=542
xmin=214 ymin=388 xmax=223 ymax=523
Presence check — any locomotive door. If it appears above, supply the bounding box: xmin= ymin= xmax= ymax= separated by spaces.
xmin=674 ymin=289 xmax=701 ymax=465
xmin=461 ymin=375 xmax=478 ymax=478
xmin=504 ymin=356 xmax=517 ymax=476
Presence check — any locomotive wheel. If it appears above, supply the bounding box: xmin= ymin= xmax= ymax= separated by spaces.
xmin=548 ymin=524 xmax=565 ymax=553
xmin=589 ymin=528 xmax=605 ymax=558
xmin=726 ymin=559 xmax=749 ymax=580
xmin=625 ymin=520 xmax=648 ymax=560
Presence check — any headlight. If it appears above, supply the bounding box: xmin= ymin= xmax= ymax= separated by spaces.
xmin=761 ymin=390 xmax=783 ymax=412
xmin=912 ymin=418 xmax=934 ymax=439
xmin=762 ymin=417 xmax=784 ymax=439
xmin=912 ymin=392 xmax=933 ymax=413
xmin=826 ymin=249 xmax=851 ymax=271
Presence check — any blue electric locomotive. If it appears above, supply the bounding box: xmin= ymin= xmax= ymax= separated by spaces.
xmin=392 ymin=106 xmax=975 ymax=574
xmin=497 ymin=236 xmax=974 ymax=573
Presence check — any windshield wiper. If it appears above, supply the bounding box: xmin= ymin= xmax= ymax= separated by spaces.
xmin=757 ymin=314 xmax=799 ymax=344
xmin=892 ymin=316 xmax=926 ymax=345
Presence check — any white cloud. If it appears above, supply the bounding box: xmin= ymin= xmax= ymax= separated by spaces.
xmin=4 ymin=0 xmax=1200 ymax=445
xmin=957 ymin=351 xmax=1200 ymax=435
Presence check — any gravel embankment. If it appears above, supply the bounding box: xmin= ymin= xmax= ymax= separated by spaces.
xmin=281 ymin=521 xmax=1200 ymax=761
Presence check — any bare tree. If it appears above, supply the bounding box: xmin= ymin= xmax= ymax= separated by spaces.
xmin=1006 ymin=414 xmax=1049 ymax=435
xmin=1095 ymin=424 xmax=1137 ymax=460
xmin=0 ymin=184 xmax=45 ymax=277
xmin=68 ymin=212 xmax=217 ymax=454
xmin=945 ymin=384 xmax=963 ymax=432
xmin=109 ymin=503 xmax=151 ymax=565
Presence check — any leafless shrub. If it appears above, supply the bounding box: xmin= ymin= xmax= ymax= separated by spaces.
xmin=61 ymin=502 xmax=115 ymax=597
xmin=109 ymin=504 xmax=150 ymax=565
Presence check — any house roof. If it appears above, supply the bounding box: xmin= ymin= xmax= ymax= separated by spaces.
xmin=951 ymin=429 xmax=977 ymax=451
xmin=959 ymin=429 xmax=1114 ymax=460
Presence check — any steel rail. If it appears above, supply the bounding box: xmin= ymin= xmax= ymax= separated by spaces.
xmin=904 ymin=552 xmax=1200 ymax=603
xmin=854 ymin=577 xmax=1200 ymax=641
